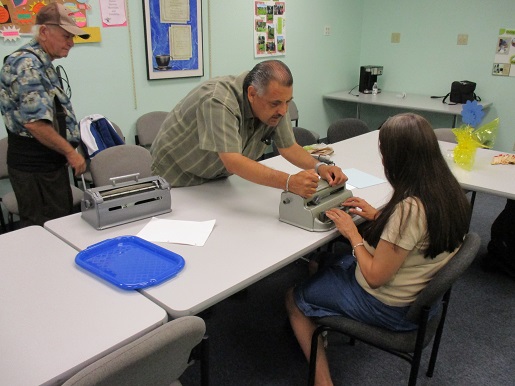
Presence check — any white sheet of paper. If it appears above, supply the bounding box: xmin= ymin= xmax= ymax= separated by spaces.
xmin=99 ymin=0 xmax=127 ymax=26
xmin=343 ymin=168 xmax=386 ymax=189
xmin=137 ymin=218 xmax=216 ymax=246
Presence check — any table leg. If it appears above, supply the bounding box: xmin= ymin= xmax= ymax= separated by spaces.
xmin=356 ymin=104 xmax=361 ymax=119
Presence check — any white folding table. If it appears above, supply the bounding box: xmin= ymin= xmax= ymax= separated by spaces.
xmin=324 ymin=90 xmax=492 ymax=127
xmin=0 ymin=226 xmax=167 ymax=386
xmin=439 ymin=140 xmax=515 ymax=200
xmin=45 ymin=131 xmax=392 ymax=318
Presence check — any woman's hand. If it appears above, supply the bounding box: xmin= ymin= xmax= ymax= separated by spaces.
xmin=324 ymin=208 xmax=361 ymax=245
xmin=342 ymin=197 xmax=379 ymax=221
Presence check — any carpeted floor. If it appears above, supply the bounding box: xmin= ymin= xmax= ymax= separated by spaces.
xmin=180 ymin=191 xmax=515 ymax=386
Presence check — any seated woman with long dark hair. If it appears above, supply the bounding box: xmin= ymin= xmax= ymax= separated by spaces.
xmin=285 ymin=113 xmax=471 ymax=386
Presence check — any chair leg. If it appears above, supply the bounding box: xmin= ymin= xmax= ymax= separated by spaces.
xmin=200 ymin=335 xmax=209 ymax=386
xmin=308 ymin=326 xmax=328 ymax=386
xmin=408 ymin=308 xmax=431 ymax=386
xmin=408 ymin=347 xmax=422 ymax=386
xmin=469 ymin=191 xmax=476 ymax=212
xmin=0 ymin=205 xmax=7 ymax=233
xmin=8 ymin=212 xmax=15 ymax=231
xmin=467 ymin=191 xmax=477 ymax=232
xmin=427 ymin=289 xmax=452 ymax=377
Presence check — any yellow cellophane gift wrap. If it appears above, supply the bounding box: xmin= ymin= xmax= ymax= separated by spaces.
xmin=451 ymin=118 xmax=499 ymax=170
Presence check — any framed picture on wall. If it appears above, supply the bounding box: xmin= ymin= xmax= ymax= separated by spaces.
xmin=142 ymin=0 xmax=203 ymax=80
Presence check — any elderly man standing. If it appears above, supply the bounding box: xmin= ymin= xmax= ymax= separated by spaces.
xmin=151 ymin=60 xmax=347 ymax=198
xmin=0 ymin=3 xmax=89 ymax=227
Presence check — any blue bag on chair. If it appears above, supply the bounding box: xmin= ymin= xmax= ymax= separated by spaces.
xmin=80 ymin=114 xmax=124 ymax=158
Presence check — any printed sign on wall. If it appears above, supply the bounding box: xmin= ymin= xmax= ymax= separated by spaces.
xmin=143 ymin=0 xmax=203 ymax=80
xmin=254 ymin=1 xmax=285 ymax=58
xmin=492 ymin=28 xmax=515 ymax=77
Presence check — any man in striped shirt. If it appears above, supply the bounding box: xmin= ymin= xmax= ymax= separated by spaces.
xmin=151 ymin=60 xmax=346 ymax=198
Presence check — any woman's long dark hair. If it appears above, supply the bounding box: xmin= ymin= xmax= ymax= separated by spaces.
xmin=362 ymin=113 xmax=470 ymax=258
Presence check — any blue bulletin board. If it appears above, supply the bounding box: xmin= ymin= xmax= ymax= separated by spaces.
xmin=142 ymin=0 xmax=203 ymax=80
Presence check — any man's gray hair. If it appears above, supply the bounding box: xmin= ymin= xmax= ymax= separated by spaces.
xmin=244 ymin=60 xmax=293 ymax=95
xmin=32 ymin=24 xmax=43 ymax=39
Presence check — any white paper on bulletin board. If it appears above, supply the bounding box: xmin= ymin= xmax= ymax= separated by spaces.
xmin=492 ymin=27 xmax=515 ymax=77
xmin=254 ymin=1 xmax=286 ymax=58
xmin=100 ymin=0 xmax=128 ymax=27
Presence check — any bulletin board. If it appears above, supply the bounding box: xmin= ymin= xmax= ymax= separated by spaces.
xmin=254 ymin=1 xmax=286 ymax=58
xmin=0 ymin=0 xmax=88 ymax=38
xmin=142 ymin=0 xmax=203 ymax=80
xmin=492 ymin=27 xmax=515 ymax=77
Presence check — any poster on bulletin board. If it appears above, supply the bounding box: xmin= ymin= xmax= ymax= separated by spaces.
xmin=254 ymin=1 xmax=286 ymax=58
xmin=492 ymin=28 xmax=515 ymax=77
xmin=142 ymin=0 xmax=203 ymax=80
xmin=0 ymin=0 xmax=89 ymax=41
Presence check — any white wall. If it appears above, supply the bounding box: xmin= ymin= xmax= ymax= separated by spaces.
xmin=360 ymin=0 xmax=515 ymax=152
xmin=2 ymin=0 xmax=514 ymax=213
xmin=0 ymin=0 xmax=362 ymax=143
xmin=0 ymin=0 xmax=362 ymax=213
xmin=2 ymin=1 xmax=513 ymax=146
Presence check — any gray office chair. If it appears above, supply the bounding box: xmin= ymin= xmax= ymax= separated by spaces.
xmin=89 ymin=144 xmax=153 ymax=187
xmin=308 ymin=232 xmax=481 ymax=386
xmin=0 ymin=137 xmax=83 ymax=231
xmin=135 ymin=111 xmax=168 ymax=148
xmin=289 ymin=100 xmax=299 ymax=127
xmin=62 ymin=316 xmax=209 ymax=386
xmin=433 ymin=128 xmax=456 ymax=143
xmin=110 ymin=121 xmax=126 ymax=142
xmin=327 ymin=118 xmax=369 ymax=144
xmin=434 ymin=128 xmax=476 ymax=212
xmin=272 ymin=126 xmax=319 ymax=157
xmin=0 ymin=137 xmax=10 ymax=232
xmin=261 ymin=101 xmax=318 ymax=159
xmin=77 ymin=121 xmax=126 ymax=189
xmin=1 ymin=184 xmax=83 ymax=231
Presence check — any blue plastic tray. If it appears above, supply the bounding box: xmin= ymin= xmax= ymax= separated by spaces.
xmin=75 ymin=236 xmax=185 ymax=290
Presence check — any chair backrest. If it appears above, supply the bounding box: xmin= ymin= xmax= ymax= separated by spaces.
xmin=327 ymin=118 xmax=369 ymax=144
xmin=272 ymin=126 xmax=318 ymax=156
xmin=62 ymin=316 xmax=206 ymax=386
xmin=434 ymin=128 xmax=456 ymax=143
xmin=0 ymin=137 xmax=8 ymax=179
xmin=80 ymin=115 xmax=125 ymax=159
xmin=0 ymin=137 xmax=9 ymax=231
xmin=406 ymin=232 xmax=481 ymax=323
xmin=90 ymin=145 xmax=153 ymax=187
xmin=293 ymin=126 xmax=318 ymax=147
xmin=110 ymin=122 xmax=126 ymax=143
xmin=135 ymin=111 xmax=168 ymax=147
xmin=289 ymin=100 xmax=299 ymax=126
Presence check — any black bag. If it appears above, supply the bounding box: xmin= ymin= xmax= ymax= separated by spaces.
xmin=448 ymin=80 xmax=480 ymax=103
xmin=431 ymin=80 xmax=481 ymax=104
xmin=482 ymin=199 xmax=515 ymax=279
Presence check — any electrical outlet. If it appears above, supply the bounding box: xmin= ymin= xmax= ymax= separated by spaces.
xmin=324 ymin=26 xmax=331 ymax=36
xmin=391 ymin=32 xmax=401 ymax=43
xmin=457 ymin=34 xmax=468 ymax=45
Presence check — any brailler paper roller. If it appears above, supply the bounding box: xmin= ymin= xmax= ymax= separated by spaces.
xmin=279 ymin=179 xmax=353 ymax=232
xmin=81 ymin=173 xmax=171 ymax=230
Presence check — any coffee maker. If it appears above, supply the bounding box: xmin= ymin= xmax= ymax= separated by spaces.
xmin=359 ymin=65 xmax=383 ymax=94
